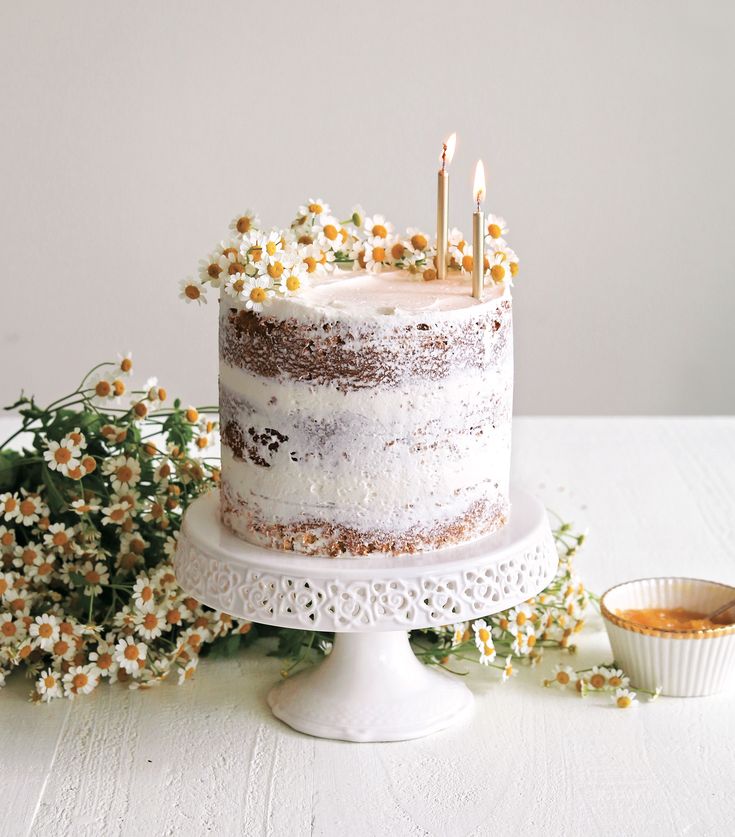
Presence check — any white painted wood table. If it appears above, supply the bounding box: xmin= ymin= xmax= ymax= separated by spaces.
xmin=2 ymin=417 xmax=735 ymax=837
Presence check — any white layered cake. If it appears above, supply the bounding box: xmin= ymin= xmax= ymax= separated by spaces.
xmin=218 ymin=269 xmax=513 ymax=556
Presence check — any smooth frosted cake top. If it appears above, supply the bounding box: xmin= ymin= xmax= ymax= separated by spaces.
xmin=224 ymin=268 xmax=510 ymax=325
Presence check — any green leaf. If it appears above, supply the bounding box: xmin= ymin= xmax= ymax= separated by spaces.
xmin=41 ymin=464 xmax=66 ymax=515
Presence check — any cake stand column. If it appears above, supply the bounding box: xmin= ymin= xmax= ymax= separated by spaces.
xmin=266 ymin=631 xmax=473 ymax=742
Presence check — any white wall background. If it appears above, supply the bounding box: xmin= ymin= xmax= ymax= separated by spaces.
xmin=2 ymin=0 xmax=734 ymax=414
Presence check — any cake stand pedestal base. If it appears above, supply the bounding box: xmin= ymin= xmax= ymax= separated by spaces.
xmin=174 ymin=489 xmax=557 ymax=743
xmin=267 ymin=631 xmax=473 ymax=742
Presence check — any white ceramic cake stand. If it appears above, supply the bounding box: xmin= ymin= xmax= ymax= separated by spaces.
xmin=173 ymin=489 xmax=557 ymax=742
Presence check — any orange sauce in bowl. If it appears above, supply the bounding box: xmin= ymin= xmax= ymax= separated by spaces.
xmin=616 ymin=607 xmax=722 ymax=631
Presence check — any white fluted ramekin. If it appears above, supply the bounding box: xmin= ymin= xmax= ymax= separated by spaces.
xmin=601 ymin=577 xmax=735 ymax=697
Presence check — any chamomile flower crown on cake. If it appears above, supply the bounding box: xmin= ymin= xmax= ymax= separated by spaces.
xmin=180 ymin=199 xmax=519 ymax=312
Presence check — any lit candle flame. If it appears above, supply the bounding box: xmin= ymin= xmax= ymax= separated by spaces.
xmin=473 ymin=159 xmax=486 ymax=208
xmin=441 ymin=133 xmax=457 ymax=170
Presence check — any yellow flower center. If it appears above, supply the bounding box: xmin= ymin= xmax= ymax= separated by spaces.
xmin=372 ymin=224 xmax=387 ymax=238
xmin=124 ymin=644 xmax=140 ymax=661
xmin=97 ymin=652 xmax=112 ymax=669
xmin=72 ymin=672 xmax=89 ymax=690
xmin=52 ymin=531 xmax=68 ymax=546
xmin=185 ymin=407 xmax=199 ymax=422
xmin=207 ymin=263 xmax=222 ymax=279
xmin=478 ymin=627 xmax=490 ymax=643
xmin=143 ymin=613 xmax=158 ymax=630
xmin=411 ymin=233 xmax=428 ymax=250
xmin=616 ymin=695 xmax=632 ymax=708
xmin=488 ymin=223 xmax=502 ymax=239
xmin=490 ymin=264 xmax=506 ymax=283
xmin=308 ymin=203 xmax=323 ymax=214
xmin=249 ymin=246 xmax=263 ymax=261
xmin=510 ymin=261 xmax=519 ymax=277
xmin=286 ymin=275 xmax=300 ymax=292
xmin=461 ymin=254 xmax=474 ymax=272
xmin=54 ymin=447 xmax=72 ymax=465
xmin=116 ymin=465 xmax=133 ymax=483
xmin=304 ymin=257 xmax=317 ymax=273
xmin=19 ymin=499 xmax=36 ymax=517
xmin=267 ymin=262 xmax=284 ymax=279
xmin=44 ymin=675 xmax=56 ymax=688
xmin=95 ymin=381 xmax=111 ymax=397
xmin=516 ymin=612 xmax=527 ymax=627
xmin=266 ymin=241 xmax=278 ymax=256
xmin=250 ymin=287 xmax=267 ymax=303
xmin=222 ymin=247 xmax=238 ymax=259
xmin=231 ymin=278 xmax=245 ymax=293
xmin=38 ymin=622 xmax=53 ymax=638
xmin=323 ymin=224 xmax=339 ymax=241
xmin=228 ymin=262 xmax=243 ymax=276
xmin=236 ymin=216 xmax=251 ymax=234
xmin=391 ymin=243 xmax=405 ymax=260
xmin=556 ymin=671 xmax=570 ymax=685
xmin=184 ymin=284 xmax=201 ymax=300
xmin=372 ymin=247 xmax=386 ymax=262
xmin=589 ymin=673 xmax=606 ymax=689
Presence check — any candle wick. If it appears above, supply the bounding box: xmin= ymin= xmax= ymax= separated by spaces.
xmin=441 ymin=144 xmax=447 ymax=171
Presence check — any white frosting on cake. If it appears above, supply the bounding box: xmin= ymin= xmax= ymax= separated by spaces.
xmin=261 ymin=268 xmax=509 ymax=323
xmin=218 ymin=269 xmax=514 ymax=556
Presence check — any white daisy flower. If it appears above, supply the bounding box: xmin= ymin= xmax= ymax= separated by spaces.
xmin=316 ymin=216 xmax=346 ymax=252
xmin=43 ymin=438 xmax=81 ymax=476
xmin=43 ymin=522 xmax=75 ymax=551
xmin=134 ymin=608 xmax=166 ymax=640
xmin=29 ymin=613 xmax=61 ymax=652
xmin=364 ymin=214 xmax=394 ymax=239
xmin=0 ymin=492 xmax=20 ymax=522
xmin=473 ymin=619 xmax=497 ymax=665
xmin=605 ymin=668 xmax=630 ymax=689
xmin=88 ymin=638 xmax=118 ymax=679
xmin=486 ymin=214 xmax=509 ymax=242
xmin=300 ymin=243 xmax=331 ymax=275
xmin=177 ymin=656 xmax=199 ymax=685
xmin=37 ymin=669 xmax=63 ymax=701
xmin=0 ymin=612 xmax=25 ymax=645
xmin=115 ymin=636 xmax=148 ymax=675
xmin=587 ymin=665 xmax=609 ymax=690
xmin=198 ymin=251 xmax=228 ymax=288
xmin=280 ymin=264 xmax=309 ymax=297
xmin=101 ymin=501 xmax=133 ymax=527
xmin=102 ymin=456 xmax=141 ymax=493
xmin=13 ymin=541 xmax=43 ymax=571
xmin=179 ymin=277 xmax=206 ymax=305
xmin=549 ymin=663 xmax=576 ymax=689
xmin=487 ymin=249 xmax=511 ymax=286
xmin=71 ymin=498 xmax=101 ymax=516
xmin=406 ymin=228 xmax=431 ymax=252
xmin=223 ymin=273 xmax=250 ymax=301
xmin=451 ymin=622 xmax=470 ymax=646
xmin=229 ymin=209 xmax=260 ymax=236
xmin=506 ymin=604 xmax=534 ymax=636
xmin=363 ymin=237 xmax=389 ymax=273
xmin=612 ymin=687 xmax=639 ymax=709
xmin=63 ymin=664 xmax=100 ymax=699
xmin=132 ymin=576 xmax=156 ymax=612
xmin=0 ymin=525 xmax=17 ymax=554
xmin=79 ymin=560 xmax=109 ymax=596
xmin=242 ymin=275 xmax=275 ymax=313
xmin=501 ymin=655 xmax=517 ymax=682
xmin=298 ymin=198 xmax=332 ymax=225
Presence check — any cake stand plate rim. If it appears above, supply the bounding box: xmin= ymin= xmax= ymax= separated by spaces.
xmin=172 ymin=488 xmax=558 ymax=632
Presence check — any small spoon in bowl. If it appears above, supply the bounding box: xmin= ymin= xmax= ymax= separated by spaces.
xmin=707 ymin=596 xmax=735 ymax=625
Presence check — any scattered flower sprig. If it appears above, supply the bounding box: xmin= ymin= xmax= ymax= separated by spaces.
xmin=181 ymin=199 xmax=520 ymax=311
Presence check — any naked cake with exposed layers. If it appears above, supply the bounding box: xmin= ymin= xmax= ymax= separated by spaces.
xmin=185 ymin=201 xmax=519 ymax=557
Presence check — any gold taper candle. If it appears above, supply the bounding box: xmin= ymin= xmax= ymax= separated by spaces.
xmin=436 ymin=133 xmax=456 ymax=280
xmin=472 ymin=160 xmax=486 ymax=300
